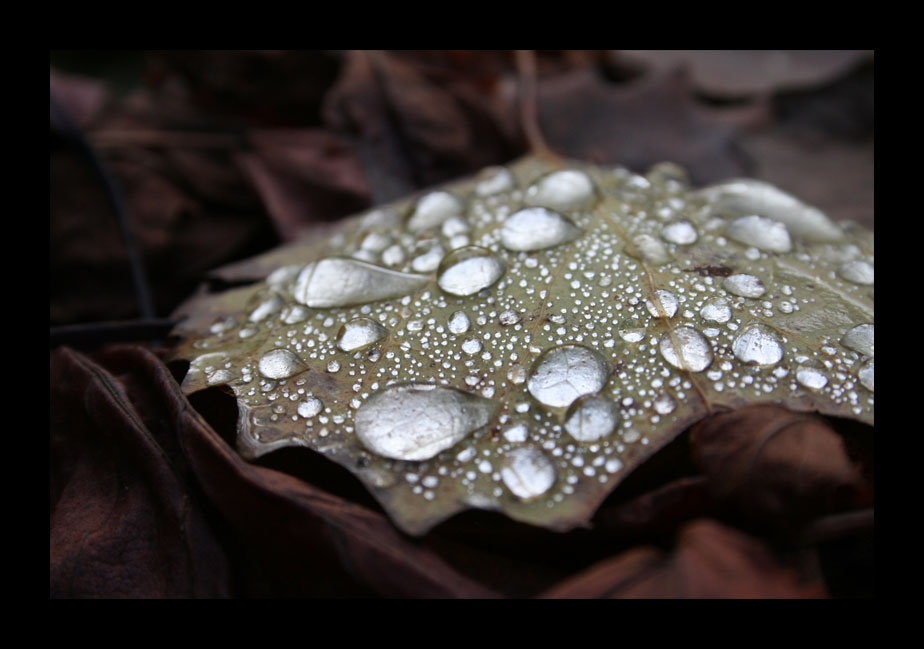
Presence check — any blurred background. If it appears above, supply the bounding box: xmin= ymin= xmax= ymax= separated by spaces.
xmin=50 ymin=50 xmax=874 ymax=333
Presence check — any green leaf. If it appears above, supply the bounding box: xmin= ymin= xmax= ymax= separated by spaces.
xmin=169 ymin=156 xmax=874 ymax=535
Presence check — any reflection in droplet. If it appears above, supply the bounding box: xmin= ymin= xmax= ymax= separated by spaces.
xmin=732 ymin=324 xmax=784 ymax=366
xmin=659 ymin=327 xmax=713 ymax=373
xmin=501 ymin=445 xmax=556 ymax=500
xmin=564 ymin=394 xmax=619 ymax=442
xmin=258 ymin=349 xmax=306 ymax=380
xmin=645 ymin=289 xmax=678 ymax=318
xmin=723 ymin=274 xmax=766 ymax=298
xmin=293 ymin=258 xmax=429 ymax=308
xmin=700 ymin=297 xmax=732 ymax=323
xmin=525 ymin=169 xmax=595 ymax=211
xmin=838 ymin=260 xmax=874 ymax=286
xmin=407 ymin=191 xmax=463 ymax=232
xmin=527 ymin=345 xmax=610 ymax=409
xmin=500 ymin=207 xmax=581 ymax=251
xmin=858 ymin=359 xmax=874 ymax=392
xmin=437 ymin=246 xmax=505 ymax=296
xmin=297 ymin=397 xmax=323 ymax=418
xmin=660 ymin=220 xmax=698 ymax=245
xmin=841 ymin=324 xmax=874 ymax=357
xmin=354 ymin=383 xmax=496 ymax=461
xmin=336 ymin=318 xmax=389 ymax=352
xmin=448 ymin=311 xmax=471 ymax=334
xmin=726 ymin=215 xmax=792 ymax=253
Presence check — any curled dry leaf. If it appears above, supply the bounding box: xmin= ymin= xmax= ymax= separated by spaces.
xmin=170 ymin=155 xmax=873 ymax=536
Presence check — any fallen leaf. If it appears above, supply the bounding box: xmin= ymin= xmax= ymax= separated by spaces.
xmin=169 ymin=154 xmax=874 ymax=536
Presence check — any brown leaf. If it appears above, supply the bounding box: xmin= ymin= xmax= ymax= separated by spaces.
xmin=50 ymin=67 xmax=110 ymax=129
xmin=594 ymin=476 xmax=716 ymax=539
xmin=540 ymin=519 xmax=826 ymax=598
xmin=690 ymin=405 xmax=867 ymax=533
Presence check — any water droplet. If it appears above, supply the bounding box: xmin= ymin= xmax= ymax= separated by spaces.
xmin=837 ymin=260 xmax=874 ymax=285
xmin=411 ymin=245 xmax=445 ymax=273
xmin=258 ymin=349 xmax=306 ymax=380
xmin=475 ymin=166 xmax=516 ymax=196
xmin=501 ymin=445 xmax=556 ymax=500
xmin=500 ymin=207 xmax=582 ymax=251
xmin=525 ymin=169 xmax=595 ymax=211
xmin=407 ymin=191 xmax=463 ymax=232
xmin=498 ymin=309 xmax=522 ymax=326
xmin=281 ymin=304 xmax=310 ymax=325
xmin=618 ymin=319 xmax=646 ymax=343
xmin=841 ymin=324 xmax=874 ymax=357
xmin=645 ymin=289 xmax=678 ymax=318
xmin=461 ymin=337 xmax=483 ymax=355
xmin=653 ymin=393 xmax=677 ymax=415
xmin=858 ymin=359 xmax=874 ymax=392
xmin=659 ymin=327 xmax=713 ymax=373
xmin=564 ymin=394 xmax=619 ymax=442
xmin=354 ymin=383 xmax=497 ymax=461
xmin=266 ymin=264 xmax=302 ymax=288
xmin=527 ymin=345 xmax=610 ymax=409
xmin=327 ymin=360 xmax=341 ymax=373
xmin=660 ymin=220 xmax=698 ymax=245
xmin=503 ymin=424 xmax=529 ymax=443
xmin=292 ymin=258 xmax=429 ymax=308
xmin=697 ymin=179 xmax=843 ymax=243
xmin=723 ymin=273 xmax=766 ymax=298
xmin=437 ymin=246 xmax=505 ymax=296
xmin=209 ymin=316 xmax=236 ymax=334
xmin=381 ymin=244 xmax=406 ymax=267
xmin=700 ymin=297 xmax=732 ymax=323
xmin=249 ymin=295 xmax=284 ymax=322
xmin=796 ymin=366 xmax=828 ymax=391
xmin=441 ymin=216 xmax=471 ymax=238
xmin=448 ymin=311 xmax=471 ymax=334
xmin=732 ymin=324 xmax=784 ymax=366
xmin=726 ymin=215 xmax=793 ymax=253
xmin=297 ymin=397 xmax=323 ymax=418
xmin=207 ymin=369 xmax=236 ymax=385
xmin=507 ymin=366 xmax=527 ymax=384
xmin=336 ymin=317 xmax=389 ymax=352
xmin=631 ymin=234 xmax=671 ymax=265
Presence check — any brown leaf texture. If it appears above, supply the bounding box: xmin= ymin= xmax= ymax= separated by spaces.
xmin=690 ymin=404 xmax=868 ymax=533
xmin=540 ymin=519 xmax=826 ymax=598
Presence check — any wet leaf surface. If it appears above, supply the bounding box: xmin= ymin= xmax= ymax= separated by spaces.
xmin=169 ymin=154 xmax=874 ymax=536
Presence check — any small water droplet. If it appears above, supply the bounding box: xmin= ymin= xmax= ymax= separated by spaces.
xmin=525 ymin=169 xmax=595 ymax=211
xmin=437 ymin=246 xmax=505 ymax=296
xmin=732 ymin=324 xmax=784 ymax=366
xmin=407 ymin=191 xmax=463 ymax=232
xmin=700 ymin=297 xmax=732 ymax=323
xmin=618 ymin=319 xmax=646 ymax=343
xmin=841 ymin=324 xmax=874 ymax=357
xmin=564 ymin=394 xmax=619 ymax=442
xmin=281 ymin=304 xmax=310 ymax=325
xmin=653 ymin=393 xmax=677 ymax=415
xmin=461 ymin=337 xmax=483 ymax=355
xmin=858 ymin=359 xmax=874 ymax=392
xmin=381 ymin=244 xmax=406 ymax=267
xmin=726 ymin=215 xmax=792 ymax=253
xmin=500 ymin=207 xmax=581 ymax=251
xmin=475 ymin=166 xmax=516 ymax=196
xmin=336 ymin=317 xmax=389 ymax=352
xmin=501 ymin=445 xmax=556 ymax=500
xmin=209 ymin=316 xmax=236 ymax=335
xmin=354 ymin=383 xmax=497 ymax=461
xmin=498 ymin=310 xmax=522 ymax=326
xmin=503 ymin=424 xmax=529 ymax=443
xmin=507 ymin=366 xmax=527 ymax=384
xmin=645 ymin=289 xmax=678 ymax=318
xmin=448 ymin=311 xmax=471 ymax=334
xmin=796 ymin=366 xmax=828 ymax=391
xmin=327 ymin=359 xmax=341 ymax=373
xmin=258 ymin=349 xmax=306 ymax=380
xmin=631 ymin=234 xmax=671 ymax=265
xmin=297 ymin=397 xmax=323 ymax=418
xmin=411 ymin=245 xmax=445 ymax=273
xmin=723 ymin=274 xmax=766 ymax=298
xmin=659 ymin=327 xmax=713 ymax=373
xmin=660 ymin=220 xmax=698 ymax=245
xmin=838 ymin=260 xmax=874 ymax=286
xmin=527 ymin=345 xmax=610 ymax=409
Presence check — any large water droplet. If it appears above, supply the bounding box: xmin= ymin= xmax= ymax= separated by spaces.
xmin=500 ymin=207 xmax=582 ymax=251
xmin=837 ymin=260 xmax=874 ymax=286
xmin=858 ymin=359 xmax=874 ymax=392
xmin=292 ymin=258 xmax=429 ymax=308
xmin=659 ymin=327 xmax=713 ymax=372
xmin=354 ymin=383 xmax=496 ymax=461
xmin=336 ymin=317 xmax=389 ymax=352
xmin=732 ymin=324 xmax=784 ymax=366
xmin=437 ymin=246 xmax=505 ymax=296
xmin=407 ymin=191 xmax=463 ymax=232
xmin=564 ymin=394 xmax=619 ymax=442
xmin=660 ymin=220 xmax=698 ymax=245
xmin=475 ymin=166 xmax=516 ymax=197
xmin=645 ymin=289 xmax=678 ymax=318
xmin=723 ymin=273 xmax=766 ymax=298
xmin=501 ymin=445 xmax=556 ymax=500
xmin=726 ymin=215 xmax=793 ymax=253
xmin=527 ymin=345 xmax=610 ymax=409
xmin=448 ymin=311 xmax=471 ymax=334
xmin=841 ymin=324 xmax=874 ymax=357
xmin=525 ymin=169 xmax=595 ymax=211
xmin=700 ymin=297 xmax=732 ymax=323
xmin=258 ymin=349 xmax=306 ymax=380
xmin=697 ymin=179 xmax=844 ymax=243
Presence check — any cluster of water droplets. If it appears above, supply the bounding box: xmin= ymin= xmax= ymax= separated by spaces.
xmin=182 ymin=157 xmax=873 ymax=529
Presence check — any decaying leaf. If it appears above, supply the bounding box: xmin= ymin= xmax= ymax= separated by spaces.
xmin=170 ymin=155 xmax=874 ymax=536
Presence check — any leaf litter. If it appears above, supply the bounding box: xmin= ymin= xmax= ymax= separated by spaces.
xmin=170 ymin=153 xmax=873 ymax=536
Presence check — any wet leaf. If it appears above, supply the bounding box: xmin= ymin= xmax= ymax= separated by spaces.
xmin=170 ymin=155 xmax=873 ymax=536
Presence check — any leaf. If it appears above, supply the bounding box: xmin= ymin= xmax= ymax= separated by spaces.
xmin=169 ymin=155 xmax=873 ymax=536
